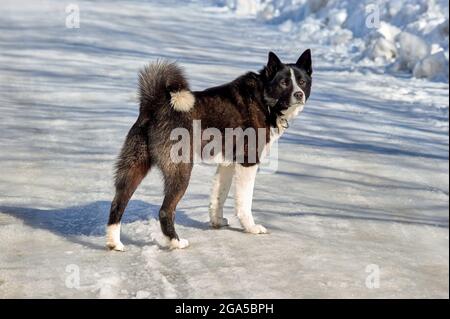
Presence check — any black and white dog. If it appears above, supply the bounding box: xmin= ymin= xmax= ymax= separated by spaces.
xmin=107 ymin=50 xmax=313 ymax=251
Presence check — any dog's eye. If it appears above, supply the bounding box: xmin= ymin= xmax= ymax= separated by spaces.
xmin=280 ymin=79 xmax=289 ymax=87
xmin=298 ymin=79 xmax=306 ymax=86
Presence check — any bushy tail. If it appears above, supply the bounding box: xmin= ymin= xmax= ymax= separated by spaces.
xmin=138 ymin=60 xmax=195 ymax=113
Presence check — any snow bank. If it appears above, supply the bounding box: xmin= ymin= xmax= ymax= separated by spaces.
xmin=212 ymin=0 xmax=449 ymax=82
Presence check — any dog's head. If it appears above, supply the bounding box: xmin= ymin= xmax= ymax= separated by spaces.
xmin=261 ymin=50 xmax=312 ymax=110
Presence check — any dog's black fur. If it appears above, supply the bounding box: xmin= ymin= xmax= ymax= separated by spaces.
xmin=107 ymin=51 xmax=312 ymax=247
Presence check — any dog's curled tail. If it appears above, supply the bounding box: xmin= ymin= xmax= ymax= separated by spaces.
xmin=138 ymin=60 xmax=195 ymax=113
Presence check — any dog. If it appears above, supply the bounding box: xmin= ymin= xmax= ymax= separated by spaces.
xmin=106 ymin=50 xmax=313 ymax=251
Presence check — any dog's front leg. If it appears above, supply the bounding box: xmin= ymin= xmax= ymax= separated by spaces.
xmin=234 ymin=164 xmax=268 ymax=234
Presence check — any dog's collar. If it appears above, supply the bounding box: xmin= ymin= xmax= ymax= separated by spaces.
xmin=275 ymin=116 xmax=289 ymax=133
xmin=279 ymin=118 xmax=289 ymax=129
xmin=267 ymin=106 xmax=290 ymax=132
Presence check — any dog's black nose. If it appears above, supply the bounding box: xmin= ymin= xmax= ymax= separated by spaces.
xmin=294 ymin=91 xmax=304 ymax=101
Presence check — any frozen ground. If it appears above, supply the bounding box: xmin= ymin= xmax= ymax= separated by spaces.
xmin=0 ymin=0 xmax=448 ymax=298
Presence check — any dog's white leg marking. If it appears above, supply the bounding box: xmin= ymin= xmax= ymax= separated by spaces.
xmin=106 ymin=223 xmax=125 ymax=251
xmin=209 ymin=164 xmax=235 ymax=228
xmin=159 ymin=210 xmax=189 ymax=250
xmin=168 ymin=238 xmax=190 ymax=250
xmin=234 ymin=164 xmax=267 ymax=234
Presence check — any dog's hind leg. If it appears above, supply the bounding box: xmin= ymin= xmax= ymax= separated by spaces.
xmin=107 ymin=123 xmax=151 ymax=251
xmin=209 ymin=164 xmax=235 ymax=228
xmin=159 ymin=162 xmax=193 ymax=249
xmin=234 ymin=164 xmax=268 ymax=234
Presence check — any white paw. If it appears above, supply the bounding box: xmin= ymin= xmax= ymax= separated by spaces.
xmin=107 ymin=241 xmax=125 ymax=252
xmin=169 ymin=238 xmax=190 ymax=250
xmin=211 ymin=217 xmax=229 ymax=229
xmin=246 ymin=224 xmax=268 ymax=234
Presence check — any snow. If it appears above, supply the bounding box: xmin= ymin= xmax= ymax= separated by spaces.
xmin=0 ymin=0 xmax=448 ymax=298
xmin=213 ymin=0 xmax=450 ymax=82
xmin=395 ymin=31 xmax=431 ymax=72
xmin=414 ymin=50 xmax=450 ymax=81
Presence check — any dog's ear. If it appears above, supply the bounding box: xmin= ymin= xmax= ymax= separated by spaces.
xmin=296 ymin=49 xmax=312 ymax=76
xmin=266 ymin=51 xmax=283 ymax=78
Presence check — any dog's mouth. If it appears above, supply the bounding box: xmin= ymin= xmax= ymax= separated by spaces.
xmin=290 ymin=101 xmax=305 ymax=108
xmin=290 ymin=95 xmax=306 ymax=108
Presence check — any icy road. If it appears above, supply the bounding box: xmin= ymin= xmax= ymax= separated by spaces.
xmin=0 ymin=0 xmax=448 ymax=298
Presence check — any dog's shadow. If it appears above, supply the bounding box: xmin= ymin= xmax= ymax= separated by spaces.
xmin=0 ymin=200 xmax=216 ymax=250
